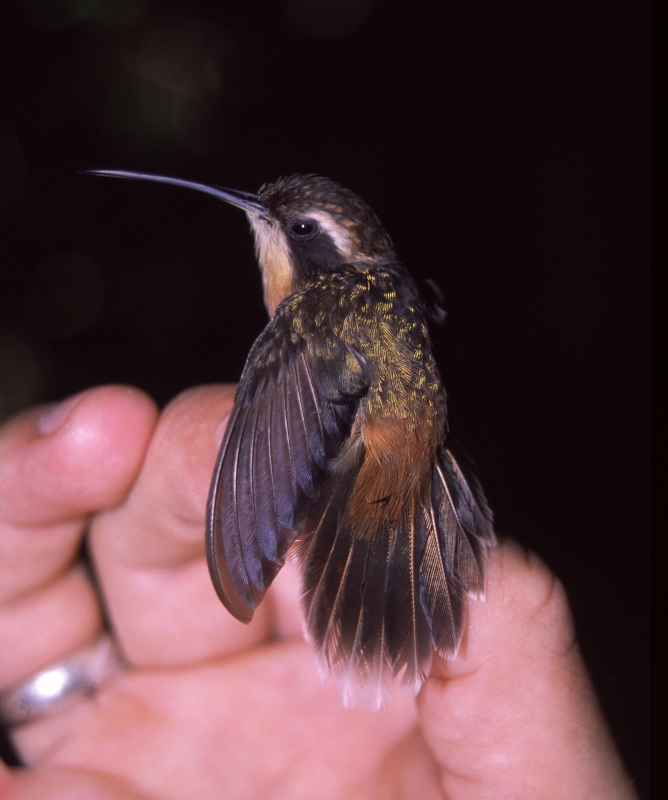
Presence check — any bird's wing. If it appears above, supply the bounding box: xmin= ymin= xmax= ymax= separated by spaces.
xmin=206 ymin=309 xmax=369 ymax=623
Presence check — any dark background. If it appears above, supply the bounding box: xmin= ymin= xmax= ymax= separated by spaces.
xmin=0 ymin=0 xmax=650 ymax=793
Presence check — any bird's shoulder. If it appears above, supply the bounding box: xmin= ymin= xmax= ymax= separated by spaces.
xmin=238 ymin=261 xmax=435 ymax=404
xmin=286 ymin=262 xmax=430 ymax=345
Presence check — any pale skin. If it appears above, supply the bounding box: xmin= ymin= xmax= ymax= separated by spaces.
xmin=0 ymin=385 xmax=637 ymax=799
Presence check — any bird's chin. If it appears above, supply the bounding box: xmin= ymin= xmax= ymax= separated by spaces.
xmin=247 ymin=215 xmax=297 ymax=317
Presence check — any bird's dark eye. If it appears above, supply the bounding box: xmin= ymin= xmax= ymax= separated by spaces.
xmin=288 ymin=220 xmax=317 ymax=238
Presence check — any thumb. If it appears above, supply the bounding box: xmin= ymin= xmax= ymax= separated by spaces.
xmin=418 ymin=540 xmax=636 ymax=800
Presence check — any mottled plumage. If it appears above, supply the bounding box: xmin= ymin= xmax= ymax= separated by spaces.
xmin=89 ymin=170 xmax=496 ymax=707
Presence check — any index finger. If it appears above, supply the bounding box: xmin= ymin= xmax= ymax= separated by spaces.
xmin=0 ymin=386 xmax=157 ymax=687
xmin=88 ymin=385 xmax=289 ymax=667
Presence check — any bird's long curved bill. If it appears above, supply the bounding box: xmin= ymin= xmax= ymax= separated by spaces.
xmin=85 ymin=169 xmax=268 ymax=219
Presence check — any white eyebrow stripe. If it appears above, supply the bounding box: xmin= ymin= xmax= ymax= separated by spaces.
xmin=308 ymin=211 xmax=353 ymax=258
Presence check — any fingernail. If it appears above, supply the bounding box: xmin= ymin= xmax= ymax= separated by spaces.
xmin=38 ymin=391 xmax=88 ymax=435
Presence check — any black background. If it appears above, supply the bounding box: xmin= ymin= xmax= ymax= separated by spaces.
xmin=0 ymin=0 xmax=650 ymax=793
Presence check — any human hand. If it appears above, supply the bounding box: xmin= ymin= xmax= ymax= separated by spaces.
xmin=0 ymin=385 xmax=637 ymax=799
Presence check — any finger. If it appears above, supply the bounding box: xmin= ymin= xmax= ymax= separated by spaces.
xmin=0 ymin=387 xmax=157 ymax=688
xmin=89 ymin=385 xmax=273 ymax=668
xmin=418 ymin=540 xmax=637 ymax=800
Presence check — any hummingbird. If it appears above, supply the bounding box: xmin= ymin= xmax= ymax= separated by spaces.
xmin=89 ymin=169 xmax=496 ymax=707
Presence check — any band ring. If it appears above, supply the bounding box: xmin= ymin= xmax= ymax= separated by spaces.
xmin=0 ymin=634 xmax=124 ymax=726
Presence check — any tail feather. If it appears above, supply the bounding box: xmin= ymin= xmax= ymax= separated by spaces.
xmin=385 ymin=502 xmax=432 ymax=692
xmin=301 ymin=468 xmax=358 ymax=646
xmin=299 ymin=446 xmax=495 ymax=706
xmin=418 ymin=502 xmax=465 ymax=656
xmin=301 ymin=466 xmax=396 ymax=707
xmin=433 ymin=450 xmax=495 ymax=597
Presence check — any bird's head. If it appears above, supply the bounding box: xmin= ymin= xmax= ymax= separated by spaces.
xmin=249 ymin=174 xmax=396 ymax=314
xmin=86 ymin=171 xmax=396 ymax=316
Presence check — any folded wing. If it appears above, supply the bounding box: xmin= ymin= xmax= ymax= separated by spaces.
xmin=206 ymin=312 xmax=369 ymax=622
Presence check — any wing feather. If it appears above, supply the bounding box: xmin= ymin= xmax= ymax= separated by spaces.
xmin=294 ymin=352 xmax=328 ymax=470
xmin=233 ymin=399 xmax=269 ymax=591
xmin=269 ymin=373 xmax=298 ymax=526
xmin=284 ymin=368 xmax=317 ymax=500
xmin=207 ymin=405 xmax=266 ymax=621
xmin=251 ymin=390 xmax=281 ymax=563
xmin=206 ymin=307 xmax=369 ymax=625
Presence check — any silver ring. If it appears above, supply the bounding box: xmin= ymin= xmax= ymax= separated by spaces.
xmin=0 ymin=634 xmax=124 ymax=726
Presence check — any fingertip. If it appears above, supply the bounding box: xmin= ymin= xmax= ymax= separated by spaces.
xmin=481 ymin=539 xmax=575 ymax=653
xmin=427 ymin=539 xmax=573 ymax=685
xmin=158 ymin=383 xmax=236 ymax=451
xmin=419 ymin=538 xmax=580 ymax=758
xmin=0 ymin=386 xmax=159 ymax=524
xmin=38 ymin=386 xmax=157 ymax=440
xmin=135 ymin=384 xmax=236 ymax=528
xmin=45 ymin=385 xmax=159 ymax=509
xmin=38 ymin=390 xmax=89 ymax=435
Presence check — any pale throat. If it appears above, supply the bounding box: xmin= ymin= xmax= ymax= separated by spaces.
xmin=247 ymin=216 xmax=297 ymax=317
